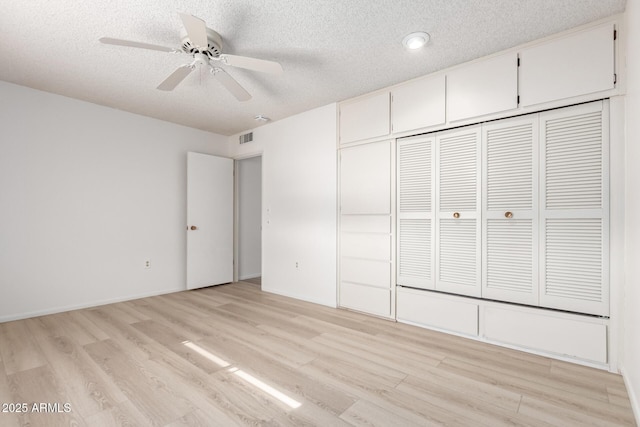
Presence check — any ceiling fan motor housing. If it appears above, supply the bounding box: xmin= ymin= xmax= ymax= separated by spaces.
xmin=180 ymin=28 xmax=222 ymax=58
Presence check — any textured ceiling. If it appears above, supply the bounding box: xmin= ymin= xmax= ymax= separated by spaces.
xmin=0 ymin=0 xmax=627 ymax=136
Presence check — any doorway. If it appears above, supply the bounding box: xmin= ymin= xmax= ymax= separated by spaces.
xmin=235 ymin=156 xmax=262 ymax=284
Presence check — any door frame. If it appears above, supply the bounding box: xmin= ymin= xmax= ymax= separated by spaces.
xmin=233 ymin=153 xmax=264 ymax=283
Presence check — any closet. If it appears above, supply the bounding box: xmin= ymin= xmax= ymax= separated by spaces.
xmin=397 ymin=100 xmax=608 ymax=316
xmin=337 ymin=17 xmax=618 ymax=367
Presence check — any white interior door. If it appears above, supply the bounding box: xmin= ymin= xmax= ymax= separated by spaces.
xmin=187 ymin=152 xmax=233 ymax=290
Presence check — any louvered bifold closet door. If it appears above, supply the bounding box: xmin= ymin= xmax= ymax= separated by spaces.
xmin=436 ymin=126 xmax=482 ymax=297
xmin=482 ymin=116 xmax=539 ymax=305
xmin=540 ymin=101 xmax=609 ymax=316
xmin=397 ymin=136 xmax=434 ymax=289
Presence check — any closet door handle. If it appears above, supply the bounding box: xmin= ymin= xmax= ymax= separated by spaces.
xmin=190 ymin=225 xmax=198 ymax=230
xmin=504 ymin=211 xmax=513 ymax=219
xmin=453 ymin=212 xmax=460 ymax=219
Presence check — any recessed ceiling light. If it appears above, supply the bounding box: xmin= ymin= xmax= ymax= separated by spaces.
xmin=402 ymin=31 xmax=430 ymax=50
xmin=254 ymin=115 xmax=270 ymax=122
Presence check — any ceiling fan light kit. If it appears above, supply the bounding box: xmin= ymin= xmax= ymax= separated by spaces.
xmin=99 ymin=12 xmax=283 ymax=102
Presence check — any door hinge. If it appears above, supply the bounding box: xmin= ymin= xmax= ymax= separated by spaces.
xmin=517 ymin=95 xmax=520 ymax=105
xmin=517 ymin=57 xmax=520 ymax=67
xmin=614 ymin=29 xmax=617 ymax=40
xmin=614 ymin=73 xmax=617 ymax=85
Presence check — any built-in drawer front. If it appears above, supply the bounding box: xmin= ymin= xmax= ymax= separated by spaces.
xmin=340 ymin=282 xmax=391 ymax=317
xmin=482 ymin=305 xmax=607 ymax=363
xmin=341 ymin=258 xmax=390 ymax=289
xmin=396 ymin=288 xmax=479 ymax=336
xmin=340 ymin=232 xmax=390 ymax=260
xmin=341 ymin=215 xmax=390 ymax=233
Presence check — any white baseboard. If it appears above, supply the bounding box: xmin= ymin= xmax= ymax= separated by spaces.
xmin=261 ymin=286 xmax=337 ymax=308
xmin=239 ymin=273 xmax=261 ymax=280
xmin=0 ymin=287 xmax=184 ymax=323
xmin=621 ymin=368 xmax=640 ymax=426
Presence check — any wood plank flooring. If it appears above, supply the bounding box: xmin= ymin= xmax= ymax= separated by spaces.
xmin=0 ymin=281 xmax=635 ymax=426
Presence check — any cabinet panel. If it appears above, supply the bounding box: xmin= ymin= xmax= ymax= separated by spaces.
xmin=482 ymin=116 xmax=538 ymax=305
xmin=339 ymin=139 xmax=393 ymax=317
xmin=340 ymin=282 xmax=391 ymax=317
xmin=482 ymin=306 xmax=607 ymax=363
xmin=398 ymin=137 xmax=433 ymax=213
xmin=339 ymin=92 xmax=390 ymax=144
xmin=340 ymin=141 xmax=391 ymax=215
xmin=397 ymin=288 xmax=478 ymax=336
xmin=392 ymin=74 xmax=446 ymax=133
xmin=397 ymin=136 xmax=434 ymax=289
xmin=485 ymin=219 xmax=535 ymax=297
xmin=340 ymin=232 xmax=390 ymax=260
xmin=438 ymin=129 xmax=481 ymax=211
xmin=398 ymin=218 xmax=432 ymax=288
xmin=540 ymin=101 xmax=609 ymax=316
xmin=341 ymin=215 xmax=390 ymax=233
xmin=447 ymin=52 xmax=518 ymax=122
xmin=341 ymin=258 xmax=390 ymax=289
xmin=435 ymin=127 xmax=481 ymax=297
xmin=520 ymin=24 xmax=615 ymax=107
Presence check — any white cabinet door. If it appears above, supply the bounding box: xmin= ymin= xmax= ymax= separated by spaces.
xmin=340 ymin=141 xmax=391 ymax=215
xmin=519 ymin=23 xmax=615 ymax=107
xmin=447 ymin=52 xmax=518 ymax=122
xmin=339 ymin=140 xmax=393 ymax=317
xmin=539 ymin=101 xmax=609 ymax=316
xmin=435 ymin=126 xmax=481 ymax=297
xmin=339 ymin=92 xmax=390 ymax=144
xmin=392 ymin=75 xmax=446 ymax=133
xmin=482 ymin=116 xmax=539 ymax=305
xmin=397 ymin=135 xmax=434 ymax=289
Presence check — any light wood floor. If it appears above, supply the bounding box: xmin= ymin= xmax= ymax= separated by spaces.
xmin=0 ymin=282 xmax=635 ymax=426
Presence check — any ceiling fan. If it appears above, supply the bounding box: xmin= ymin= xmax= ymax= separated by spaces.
xmin=99 ymin=13 xmax=283 ymax=101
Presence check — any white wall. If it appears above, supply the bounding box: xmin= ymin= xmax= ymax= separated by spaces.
xmin=237 ymin=156 xmax=262 ymax=280
xmin=229 ymin=104 xmax=337 ymax=307
xmin=0 ymin=81 xmax=228 ymax=322
xmin=624 ymin=2 xmax=640 ymax=420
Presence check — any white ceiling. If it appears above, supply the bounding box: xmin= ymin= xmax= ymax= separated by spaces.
xmin=0 ymin=0 xmax=627 ymax=136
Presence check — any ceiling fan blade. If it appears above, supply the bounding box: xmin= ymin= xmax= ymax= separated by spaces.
xmin=179 ymin=13 xmax=208 ymax=48
xmin=99 ymin=37 xmax=175 ymax=53
xmin=212 ymin=68 xmax=251 ymax=101
xmin=157 ymin=65 xmax=194 ymax=91
xmin=220 ymin=54 xmax=283 ymax=74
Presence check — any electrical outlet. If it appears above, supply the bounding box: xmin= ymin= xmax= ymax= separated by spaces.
xmin=145 ymin=259 xmax=151 ymax=269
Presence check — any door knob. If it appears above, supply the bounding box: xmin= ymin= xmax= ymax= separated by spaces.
xmin=190 ymin=225 xmax=198 ymax=230
xmin=453 ymin=212 xmax=460 ymax=219
xmin=505 ymin=211 xmax=513 ymax=219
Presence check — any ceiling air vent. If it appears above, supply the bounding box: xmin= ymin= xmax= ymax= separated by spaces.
xmin=239 ymin=132 xmax=253 ymax=144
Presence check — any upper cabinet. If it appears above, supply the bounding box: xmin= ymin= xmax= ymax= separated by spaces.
xmin=447 ymin=52 xmax=518 ymax=122
xmin=392 ymin=74 xmax=446 ymax=133
xmin=339 ymin=92 xmax=390 ymax=144
xmin=519 ymin=23 xmax=615 ymax=107
xmin=338 ymin=19 xmax=618 ymax=137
